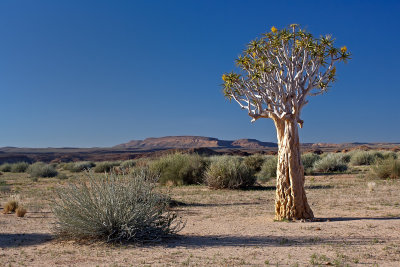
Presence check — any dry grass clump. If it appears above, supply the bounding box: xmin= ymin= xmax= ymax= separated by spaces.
xmin=149 ymin=153 xmax=207 ymax=186
xmin=15 ymin=206 xmax=27 ymax=217
xmin=52 ymin=171 xmax=184 ymax=243
xmin=371 ymin=158 xmax=400 ymax=179
xmin=205 ymin=156 xmax=255 ymax=189
xmin=3 ymin=200 xmax=18 ymax=214
xmin=350 ymin=150 xmax=380 ymax=166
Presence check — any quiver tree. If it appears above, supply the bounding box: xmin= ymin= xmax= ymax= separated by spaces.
xmin=222 ymin=24 xmax=350 ymax=220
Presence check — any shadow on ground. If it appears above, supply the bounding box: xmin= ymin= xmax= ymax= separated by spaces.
xmin=0 ymin=233 xmax=53 ymax=248
xmin=318 ymin=216 xmax=400 ymax=222
xmin=162 ymin=234 xmax=380 ymax=248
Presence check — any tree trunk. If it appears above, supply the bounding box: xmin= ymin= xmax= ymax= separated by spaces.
xmin=274 ymin=119 xmax=314 ymax=220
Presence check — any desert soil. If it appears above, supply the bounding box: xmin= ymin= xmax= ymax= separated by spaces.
xmin=1 ymin=172 xmax=400 ymax=266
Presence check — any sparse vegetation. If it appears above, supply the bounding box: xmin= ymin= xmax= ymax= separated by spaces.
xmin=205 ymin=156 xmax=255 ymax=189
xmin=27 ymin=162 xmax=58 ymax=178
xmin=120 ymin=159 xmax=136 ymax=170
xmin=52 ymin=171 xmax=183 ymax=243
xmin=301 ymin=153 xmax=321 ymax=174
xmin=149 ymin=153 xmax=207 ymax=186
xmin=313 ymin=153 xmax=348 ymax=173
xmin=350 ymin=150 xmax=377 ymax=166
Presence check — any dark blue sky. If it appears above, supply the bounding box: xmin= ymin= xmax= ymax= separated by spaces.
xmin=1 ymin=0 xmax=399 ymax=147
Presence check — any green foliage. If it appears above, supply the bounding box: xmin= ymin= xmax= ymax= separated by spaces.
xmin=10 ymin=162 xmax=30 ymax=173
xmin=381 ymin=151 xmax=398 ymax=160
xmin=301 ymin=153 xmax=321 ymax=174
xmin=93 ymin=161 xmax=120 ymax=173
xmin=243 ymin=154 xmax=266 ymax=174
xmin=205 ymin=156 xmax=256 ymax=189
xmin=257 ymin=156 xmax=278 ymax=182
xmin=313 ymin=154 xmax=348 ymax=173
xmin=27 ymin=162 xmax=58 ymax=178
xmin=0 ymin=163 xmax=12 ymax=172
xmin=57 ymin=173 xmax=69 ymax=180
xmin=222 ymin=24 xmax=351 ymax=99
xmin=149 ymin=153 xmax=207 ymax=185
xmin=52 ymin=171 xmax=183 ymax=243
xmin=371 ymin=158 xmax=400 ymax=179
xmin=64 ymin=161 xmax=96 ymax=172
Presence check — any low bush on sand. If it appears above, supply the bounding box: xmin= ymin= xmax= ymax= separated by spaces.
xmin=313 ymin=153 xmax=348 ymax=173
xmin=205 ymin=156 xmax=256 ymax=189
xmin=149 ymin=153 xmax=207 ymax=186
xmin=371 ymin=158 xmax=400 ymax=179
xmin=28 ymin=162 xmax=58 ymax=178
xmin=257 ymin=156 xmax=278 ymax=182
xmin=52 ymin=171 xmax=183 ymax=243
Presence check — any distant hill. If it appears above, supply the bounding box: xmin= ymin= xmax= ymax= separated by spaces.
xmin=114 ymin=136 xmax=278 ymax=150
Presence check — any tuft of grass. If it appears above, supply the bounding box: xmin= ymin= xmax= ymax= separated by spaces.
xmin=149 ymin=153 xmax=207 ymax=186
xmin=93 ymin=161 xmax=120 ymax=173
xmin=15 ymin=206 xmax=27 ymax=217
xmin=120 ymin=160 xmax=136 ymax=170
xmin=205 ymin=156 xmax=255 ymax=189
xmin=10 ymin=162 xmax=30 ymax=173
xmin=313 ymin=153 xmax=348 ymax=173
xmin=371 ymin=158 xmax=400 ymax=179
xmin=57 ymin=173 xmax=69 ymax=180
xmin=257 ymin=156 xmax=277 ymax=182
xmin=52 ymin=171 xmax=184 ymax=243
xmin=28 ymin=162 xmax=58 ymax=178
xmin=3 ymin=200 xmax=18 ymax=214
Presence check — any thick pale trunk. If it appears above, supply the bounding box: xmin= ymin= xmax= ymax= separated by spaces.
xmin=274 ymin=119 xmax=314 ymax=220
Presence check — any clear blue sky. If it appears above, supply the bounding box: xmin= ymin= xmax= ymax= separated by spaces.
xmin=1 ymin=0 xmax=399 ymax=147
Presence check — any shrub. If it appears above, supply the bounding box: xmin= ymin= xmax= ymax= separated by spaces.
xmin=0 ymin=163 xmax=12 ymax=172
xmin=93 ymin=161 xmax=120 ymax=173
xmin=11 ymin=162 xmax=30 ymax=173
xmin=313 ymin=153 xmax=348 ymax=173
xmin=27 ymin=162 xmax=58 ymax=178
xmin=52 ymin=171 xmax=183 ymax=243
xmin=205 ymin=156 xmax=255 ymax=189
xmin=381 ymin=151 xmax=398 ymax=160
xmin=257 ymin=156 xmax=278 ymax=182
xmin=371 ymin=158 xmax=400 ymax=179
xmin=243 ymin=154 xmax=266 ymax=174
xmin=3 ymin=200 xmax=18 ymax=214
xmin=15 ymin=206 xmax=27 ymax=217
xmin=301 ymin=153 xmax=320 ymax=174
xmin=149 ymin=153 xmax=207 ymax=185
xmin=57 ymin=173 xmax=69 ymax=180
xmin=350 ymin=150 xmax=377 ymax=166
xmin=120 ymin=160 xmax=136 ymax=170
xmin=64 ymin=161 xmax=96 ymax=172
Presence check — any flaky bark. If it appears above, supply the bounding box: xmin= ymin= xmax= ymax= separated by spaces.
xmin=274 ymin=119 xmax=314 ymax=220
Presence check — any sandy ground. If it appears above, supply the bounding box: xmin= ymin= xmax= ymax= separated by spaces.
xmin=1 ymin=173 xmax=400 ymax=266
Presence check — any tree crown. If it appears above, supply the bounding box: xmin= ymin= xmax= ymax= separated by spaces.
xmin=222 ymin=24 xmax=350 ymax=125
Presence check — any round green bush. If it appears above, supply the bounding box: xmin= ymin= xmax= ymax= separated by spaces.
xmin=10 ymin=162 xmax=30 ymax=173
xmin=52 ymin=171 xmax=184 ymax=243
xmin=371 ymin=158 xmax=400 ymax=179
xmin=0 ymin=163 xmax=12 ymax=172
xmin=149 ymin=153 xmax=207 ymax=186
xmin=28 ymin=162 xmax=58 ymax=178
xmin=243 ymin=154 xmax=266 ymax=174
xmin=205 ymin=156 xmax=256 ymax=189
xmin=257 ymin=156 xmax=278 ymax=182
xmin=313 ymin=154 xmax=348 ymax=173
xmin=93 ymin=161 xmax=120 ymax=173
